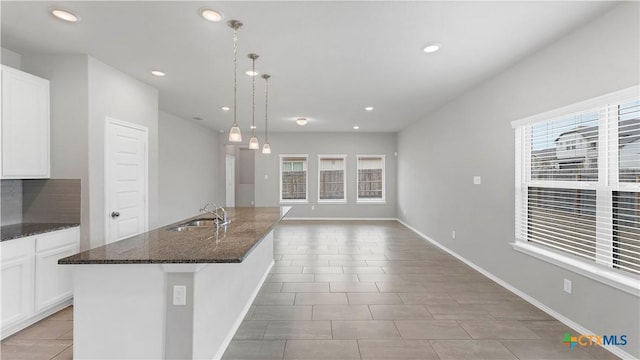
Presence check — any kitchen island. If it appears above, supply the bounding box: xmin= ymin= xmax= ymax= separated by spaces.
xmin=59 ymin=207 xmax=289 ymax=360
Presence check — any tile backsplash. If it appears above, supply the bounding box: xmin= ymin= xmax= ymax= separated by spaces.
xmin=0 ymin=179 xmax=81 ymax=226
xmin=1 ymin=180 xmax=23 ymax=225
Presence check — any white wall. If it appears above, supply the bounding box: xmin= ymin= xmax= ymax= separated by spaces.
xmin=21 ymin=55 xmax=91 ymax=249
xmin=1 ymin=47 xmax=21 ymax=69
xmin=397 ymin=3 xmax=639 ymax=358
xmin=158 ymin=111 xmax=220 ymax=225
xmin=253 ymin=132 xmax=397 ymax=218
xmin=87 ymin=57 xmax=159 ymax=248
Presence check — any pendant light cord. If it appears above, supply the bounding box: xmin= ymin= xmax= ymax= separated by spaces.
xmin=232 ymin=27 xmax=238 ymax=127
xmin=264 ymin=76 xmax=269 ymax=143
xmin=251 ymin=56 xmax=256 ymax=136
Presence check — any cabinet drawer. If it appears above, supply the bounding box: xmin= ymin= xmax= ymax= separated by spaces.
xmin=35 ymin=227 xmax=79 ymax=252
xmin=1 ymin=236 xmax=36 ymax=262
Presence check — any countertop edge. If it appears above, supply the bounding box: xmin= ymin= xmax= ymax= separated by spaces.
xmin=1 ymin=223 xmax=80 ymax=242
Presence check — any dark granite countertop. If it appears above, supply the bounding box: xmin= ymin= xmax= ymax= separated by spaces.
xmin=58 ymin=207 xmax=289 ymax=265
xmin=1 ymin=223 xmax=80 ymax=242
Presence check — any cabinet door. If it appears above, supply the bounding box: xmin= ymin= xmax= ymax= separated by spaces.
xmin=35 ymin=228 xmax=79 ymax=312
xmin=1 ymin=65 xmax=50 ymax=179
xmin=1 ymin=238 xmax=35 ymax=331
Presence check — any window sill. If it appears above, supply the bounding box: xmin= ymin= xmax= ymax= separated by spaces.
xmin=512 ymin=241 xmax=640 ymax=297
xmin=279 ymin=200 xmax=309 ymax=205
xmin=317 ymin=200 xmax=347 ymax=204
xmin=356 ymin=200 xmax=386 ymax=205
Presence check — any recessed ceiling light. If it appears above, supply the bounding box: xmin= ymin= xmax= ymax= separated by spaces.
xmin=221 ymin=106 xmax=231 ymax=111
xmin=245 ymin=70 xmax=259 ymax=77
xmin=200 ymin=9 xmax=223 ymax=22
xmin=353 ymin=126 xmax=360 ymax=130
xmin=51 ymin=8 xmax=79 ymax=22
xmin=423 ymin=43 xmax=441 ymax=53
xmin=296 ymin=118 xmax=308 ymax=126
xmin=192 ymin=117 xmax=204 ymax=121
xmin=151 ymin=70 xmax=166 ymax=77
xmin=364 ymin=107 xmax=374 ymax=111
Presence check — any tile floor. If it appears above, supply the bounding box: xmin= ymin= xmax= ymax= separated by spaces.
xmin=0 ymin=220 xmax=620 ymax=359
xmin=221 ymin=220 xmax=619 ymax=360
xmin=1 ymin=306 xmax=72 ymax=360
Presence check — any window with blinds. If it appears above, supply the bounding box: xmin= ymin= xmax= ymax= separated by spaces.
xmin=318 ymin=155 xmax=346 ymax=203
xmin=513 ymin=87 xmax=640 ymax=277
xmin=280 ymin=155 xmax=308 ymax=202
xmin=357 ymin=155 xmax=385 ymax=203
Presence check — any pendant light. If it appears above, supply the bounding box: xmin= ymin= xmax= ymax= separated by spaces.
xmin=248 ymin=53 xmax=260 ymax=150
xmin=227 ymin=20 xmax=243 ymax=142
xmin=261 ymin=74 xmax=271 ymax=154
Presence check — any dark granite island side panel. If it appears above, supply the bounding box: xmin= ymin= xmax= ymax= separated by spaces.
xmin=59 ymin=207 xmax=288 ymax=264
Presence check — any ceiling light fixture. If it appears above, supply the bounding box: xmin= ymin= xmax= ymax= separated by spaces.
xmin=200 ymin=9 xmax=223 ymax=22
xmin=51 ymin=8 xmax=79 ymax=22
xmin=296 ymin=118 xmax=308 ymax=126
xmin=353 ymin=126 xmax=360 ymax=130
xmin=227 ymin=20 xmax=243 ymax=142
xmin=423 ymin=43 xmax=441 ymax=53
xmin=248 ymin=53 xmax=260 ymax=150
xmin=245 ymin=70 xmax=259 ymax=77
xmin=364 ymin=106 xmax=374 ymax=111
xmin=221 ymin=106 xmax=230 ymax=111
xmin=262 ymin=74 xmax=271 ymax=154
xmin=151 ymin=70 xmax=166 ymax=77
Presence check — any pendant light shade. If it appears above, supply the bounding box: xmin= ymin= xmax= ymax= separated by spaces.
xmin=248 ymin=136 xmax=260 ymax=149
xmin=248 ymin=53 xmax=260 ymax=150
xmin=261 ymin=74 xmax=271 ymax=154
xmin=227 ymin=20 xmax=243 ymax=142
xmin=229 ymin=125 xmax=242 ymax=142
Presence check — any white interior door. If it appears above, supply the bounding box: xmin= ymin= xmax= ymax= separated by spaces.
xmin=105 ymin=118 xmax=148 ymax=244
xmin=225 ymin=155 xmax=235 ymax=207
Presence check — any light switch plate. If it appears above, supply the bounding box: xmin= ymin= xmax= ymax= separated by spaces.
xmin=173 ymin=285 xmax=187 ymax=305
xmin=563 ymin=279 xmax=572 ymax=294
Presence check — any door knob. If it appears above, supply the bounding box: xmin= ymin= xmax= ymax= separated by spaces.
xmin=111 ymin=211 xmax=120 ymax=218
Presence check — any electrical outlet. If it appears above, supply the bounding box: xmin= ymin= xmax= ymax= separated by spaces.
xmin=563 ymin=279 xmax=572 ymax=294
xmin=311 ymin=205 xmax=315 ymax=210
xmin=452 ymin=230 xmax=456 ymax=239
xmin=473 ymin=176 xmax=481 ymax=185
xmin=173 ymin=285 xmax=187 ymax=306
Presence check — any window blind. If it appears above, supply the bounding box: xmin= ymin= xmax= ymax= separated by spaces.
xmin=515 ymin=88 xmax=640 ymax=276
xmin=319 ymin=156 xmax=345 ymax=201
xmin=281 ymin=156 xmax=307 ymax=201
xmin=357 ymin=156 xmax=385 ymax=201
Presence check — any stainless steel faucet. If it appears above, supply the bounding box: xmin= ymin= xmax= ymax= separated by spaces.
xmin=199 ymin=202 xmax=230 ymax=225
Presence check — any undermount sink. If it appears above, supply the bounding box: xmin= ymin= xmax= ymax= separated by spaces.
xmin=168 ymin=218 xmax=220 ymax=231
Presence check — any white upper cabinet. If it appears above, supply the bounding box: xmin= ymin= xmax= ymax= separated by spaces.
xmin=1 ymin=65 xmax=50 ymax=179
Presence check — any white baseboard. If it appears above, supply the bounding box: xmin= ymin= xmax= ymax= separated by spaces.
xmin=1 ymin=298 xmax=73 ymax=340
xmin=284 ymin=217 xmax=397 ymax=221
xmin=213 ymin=259 xmax=274 ymax=360
xmin=396 ymin=219 xmax=637 ymax=360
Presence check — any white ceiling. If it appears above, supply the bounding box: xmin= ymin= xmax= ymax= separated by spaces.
xmin=1 ymin=1 xmax=616 ymax=133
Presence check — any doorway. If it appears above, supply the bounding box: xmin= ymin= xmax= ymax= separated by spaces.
xmin=225 ymin=155 xmax=235 ymax=207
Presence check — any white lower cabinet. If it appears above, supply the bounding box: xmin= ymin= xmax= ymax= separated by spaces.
xmin=1 ymin=237 xmax=35 ymax=331
xmin=0 ymin=227 xmax=79 ymax=338
xmin=35 ymin=229 xmax=79 ymax=312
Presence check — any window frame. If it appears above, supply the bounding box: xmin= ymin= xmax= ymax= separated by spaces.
xmin=512 ymin=86 xmax=640 ymax=297
xmin=356 ymin=154 xmax=386 ymax=204
xmin=279 ymin=154 xmax=309 ymax=204
xmin=317 ymin=154 xmax=347 ymax=204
